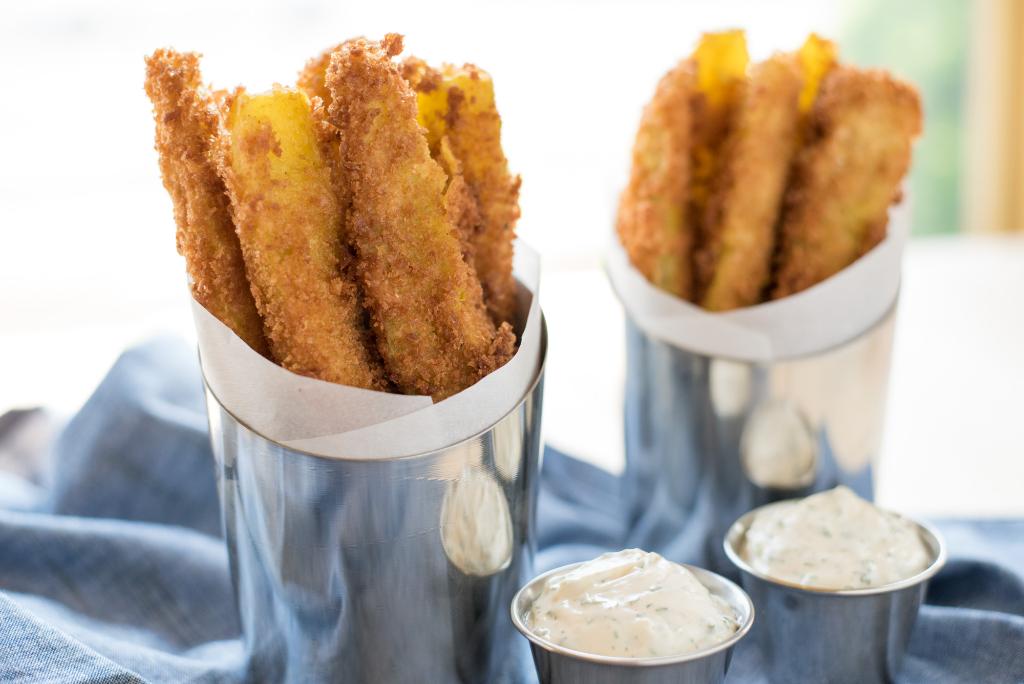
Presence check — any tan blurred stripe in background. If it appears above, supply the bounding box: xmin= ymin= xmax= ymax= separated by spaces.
xmin=965 ymin=0 xmax=1024 ymax=233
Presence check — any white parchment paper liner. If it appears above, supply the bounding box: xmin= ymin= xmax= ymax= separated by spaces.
xmin=606 ymin=202 xmax=909 ymax=362
xmin=195 ymin=242 xmax=542 ymax=459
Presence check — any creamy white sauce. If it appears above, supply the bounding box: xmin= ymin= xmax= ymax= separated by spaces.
xmin=740 ymin=486 xmax=932 ymax=590
xmin=525 ymin=549 xmax=738 ymax=658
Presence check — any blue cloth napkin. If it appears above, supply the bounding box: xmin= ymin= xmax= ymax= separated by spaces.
xmin=1 ymin=338 xmax=1022 ymax=683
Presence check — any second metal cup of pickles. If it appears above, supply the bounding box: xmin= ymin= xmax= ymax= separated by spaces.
xmin=621 ymin=302 xmax=898 ymax=571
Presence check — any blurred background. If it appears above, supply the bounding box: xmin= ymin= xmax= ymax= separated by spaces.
xmin=1 ymin=0 xmax=1021 ymax=515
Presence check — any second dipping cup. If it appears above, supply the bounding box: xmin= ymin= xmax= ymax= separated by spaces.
xmin=724 ymin=504 xmax=946 ymax=683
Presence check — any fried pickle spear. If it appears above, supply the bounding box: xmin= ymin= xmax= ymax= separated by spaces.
xmin=326 ymin=35 xmax=515 ymax=400
xmin=298 ymin=42 xmax=356 ymax=212
xmin=615 ymin=59 xmax=698 ymax=298
xmin=797 ymin=34 xmax=838 ymax=116
xmin=298 ymin=44 xmax=350 ymax=212
xmin=696 ymin=55 xmax=802 ymax=310
xmin=217 ymin=86 xmax=388 ymax=390
xmin=689 ymin=31 xmax=750 ymax=238
xmin=406 ymin=59 xmax=521 ymax=326
xmin=771 ymin=67 xmax=922 ymax=298
xmin=697 ymin=34 xmax=838 ymax=309
xmin=144 ymin=49 xmax=269 ymax=356
xmin=436 ymin=136 xmax=484 ymax=260
xmin=616 ymin=31 xmax=748 ymax=299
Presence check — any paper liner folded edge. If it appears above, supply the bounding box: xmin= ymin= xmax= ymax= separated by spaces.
xmin=195 ymin=241 xmax=544 ymax=460
xmin=606 ymin=202 xmax=910 ymax=362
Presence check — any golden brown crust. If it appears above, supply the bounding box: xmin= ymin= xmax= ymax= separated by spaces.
xmin=400 ymin=56 xmax=441 ymax=93
xmin=697 ymin=55 xmax=802 ymax=310
xmin=771 ymin=66 xmax=922 ymax=298
xmin=444 ymin=69 xmax=519 ymax=326
xmin=615 ymin=58 xmax=697 ymax=299
xmin=143 ymin=49 xmax=269 ymax=356
xmin=436 ymin=135 xmax=482 ymax=263
xmin=309 ymin=96 xmax=350 ymax=220
xmin=402 ymin=82 xmax=482 ymax=263
xmin=408 ymin=61 xmax=520 ymax=326
xmin=308 ymin=96 xmax=387 ymax=378
xmin=326 ymin=36 xmax=514 ymax=400
xmin=687 ymin=32 xmax=749 ymax=269
xmin=297 ymin=42 xmax=351 ymax=108
xmin=216 ymin=86 xmax=389 ymax=390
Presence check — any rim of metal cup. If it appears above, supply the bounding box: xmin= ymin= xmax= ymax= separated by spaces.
xmin=510 ymin=560 xmax=755 ymax=668
xmin=201 ymin=315 xmax=548 ymax=463
xmin=722 ymin=499 xmax=947 ymax=597
xmin=623 ymin=284 xmax=900 ymax=365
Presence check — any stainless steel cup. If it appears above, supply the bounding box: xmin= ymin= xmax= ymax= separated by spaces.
xmin=623 ymin=301 xmax=898 ymax=571
xmin=204 ymin=322 xmax=547 ymax=684
xmin=510 ymin=561 xmax=754 ymax=684
xmin=724 ymin=503 xmax=946 ymax=684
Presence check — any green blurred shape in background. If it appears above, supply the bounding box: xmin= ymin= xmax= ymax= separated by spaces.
xmin=840 ymin=0 xmax=968 ymax=235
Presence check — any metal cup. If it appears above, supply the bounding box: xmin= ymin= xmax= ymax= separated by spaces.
xmin=204 ymin=321 xmax=547 ymax=684
xmin=510 ymin=561 xmax=754 ymax=684
xmin=723 ymin=503 xmax=946 ymax=683
xmin=623 ymin=300 xmax=898 ymax=571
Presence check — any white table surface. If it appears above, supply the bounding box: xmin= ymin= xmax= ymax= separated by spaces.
xmin=539 ymin=235 xmax=1024 ymax=518
xmin=2 ymin=236 xmax=1022 ymax=518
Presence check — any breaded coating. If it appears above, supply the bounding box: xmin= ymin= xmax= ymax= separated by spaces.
xmin=616 ymin=31 xmax=748 ymax=300
xmin=326 ymin=35 xmax=515 ymax=400
xmin=300 ymin=41 xmax=357 ymax=217
xmin=615 ymin=58 xmax=698 ymax=298
xmin=797 ymin=34 xmax=838 ymax=115
xmin=794 ymin=33 xmax=838 ymax=149
xmin=408 ymin=60 xmax=521 ymax=326
xmin=144 ymin=49 xmax=269 ymax=356
xmin=772 ymin=67 xmax=922 ymax=298
xmin=697 ymin=55 xmax=802 ymax=310
xmin=405 ymin=59 xmax=479 ymax=261
xmin=301 ymin=44 xmax=356 ymax=216
xmin=309 ymin=98 xmax=349 ymax=221
xmin=297 ymin=43 xmax=343 ymax=108
xmin=436 ymin=135 xmax=483 ymax=261
xmin=217 ymin=86 xmax=388 ymax=390
xmin=688 ymin=31 xmax=749 ymax=241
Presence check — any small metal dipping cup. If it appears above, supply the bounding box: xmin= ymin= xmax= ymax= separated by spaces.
xmin=510 ymin=561 xmax=754 ymax=684
xmin=724 ymin=504 xmax=946 ymax=684
xmin=205 ymin=321 xmax=547 ymax=683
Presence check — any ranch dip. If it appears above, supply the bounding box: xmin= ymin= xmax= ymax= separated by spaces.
xmin=740 ymin=486 xmax=932 ymax=590
xmin=525 ymin=549 xmax=738 ymax=658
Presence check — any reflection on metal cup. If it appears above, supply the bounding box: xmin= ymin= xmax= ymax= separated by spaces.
xmin=724 ymin=506 xmax=945 ymax=683
xmin=623 ymin=300 xmax=898 ymax=571
xmin=205 ymin=323 xmax=546 ymax=683
xmin=709 ymin=358 xmax=753 ymax=418
xmin=441 ymin=467 xmax=514 ymax=576
xmin=739 ymin=398 xmax=817 ymax=489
